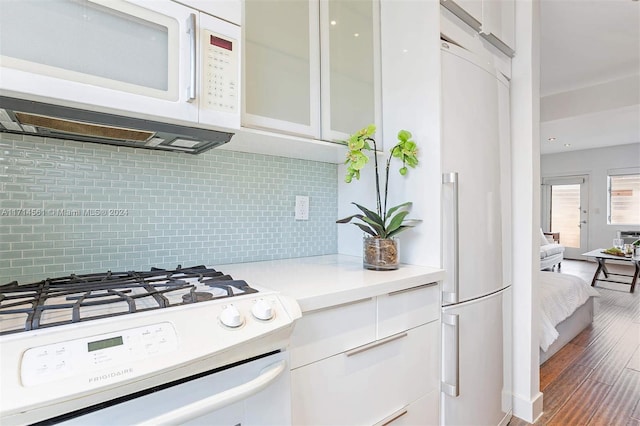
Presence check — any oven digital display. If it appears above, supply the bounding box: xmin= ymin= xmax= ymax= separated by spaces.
xmin=210 ymin=35 xmax=232 ymax=51
xmin=88 ymin=336 xmax=124 ymax=352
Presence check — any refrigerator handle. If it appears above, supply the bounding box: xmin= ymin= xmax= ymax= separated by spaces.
xmin=442 ymin=172 xmax=459 ymax=304
xmin=441 ymin=313 xmax=460 ymax=397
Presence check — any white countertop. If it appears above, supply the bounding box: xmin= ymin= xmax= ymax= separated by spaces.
xmin=219 ymin=255 xmax=445 ymax=313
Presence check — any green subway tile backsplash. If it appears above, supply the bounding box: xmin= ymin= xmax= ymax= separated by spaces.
xmin=0 ymin=134 xmax=338 ymax=284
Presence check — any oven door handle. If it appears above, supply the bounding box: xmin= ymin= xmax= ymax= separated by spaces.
xmin=137 ymin=360 xmax=287 ymax=426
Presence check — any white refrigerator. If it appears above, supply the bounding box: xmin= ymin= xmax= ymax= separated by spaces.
xmin=440 ymin=42 xmax=513 ymax=426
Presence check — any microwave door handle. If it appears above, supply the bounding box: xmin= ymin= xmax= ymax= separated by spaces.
xmin=137 ymin=360 xmax=286 ymax=426
xmin=186 ymin=13 xmax=197 ymax=102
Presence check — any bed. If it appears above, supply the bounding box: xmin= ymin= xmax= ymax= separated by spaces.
xmin=539 ymin=271 xmax=600 ymax=364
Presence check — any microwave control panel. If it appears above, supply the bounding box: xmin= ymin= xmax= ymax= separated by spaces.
xmin=202 ymin=30 xmax=238 ymax=113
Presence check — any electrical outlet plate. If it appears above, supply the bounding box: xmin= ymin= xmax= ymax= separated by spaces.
xmin=295 ymin=196 xmax=309 ymax=220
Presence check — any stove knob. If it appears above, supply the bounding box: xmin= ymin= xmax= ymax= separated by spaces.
xmin=220 ymin=305 xmax=243 ymax=328
xmin=251 ymin=299 xmax=274 ymax=321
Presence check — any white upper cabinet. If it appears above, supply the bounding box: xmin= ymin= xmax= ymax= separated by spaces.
xmin=481 ymin=0 xmax=515 ymax=55
xmin=243 ymin=0 xmax=381 ymax=143
xmin=440 ymin=0 xmax=514 ymax=56
xmin=450 ymin=0 xmax=482 ymax=24
xmin=179 ymin=0 xmax=241 ymax=25
xmin=243 ymin=0 xmax=320 ymax=137
xmin=321 ymin=0 xmax=381 ymax=142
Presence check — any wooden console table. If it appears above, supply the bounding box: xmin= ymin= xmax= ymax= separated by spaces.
xmin=582 ymin=249 xmax=639 ymax=293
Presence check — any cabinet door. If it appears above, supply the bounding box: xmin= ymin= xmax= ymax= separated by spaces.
xmin=289 ymin=297 xmax=376 ymax=369
xmin=374 ymin=392 xmax=440 ymax=426
xmin=291 ymin=322 xmax=439 ymax=425
xmin=377 ymin=282 xmax=439 ymax=339
xmin=320 ymin=0 xmax=381 ymax=142
xmin=452 ymin=0 xmax=482 ymax=23
xmin=179 ymin=0 xmax=241 ymax=25
xmin=481 ymin=0 xmax=515 ymax=54
xmin=243 ymin=0 xmax=320 ymax=138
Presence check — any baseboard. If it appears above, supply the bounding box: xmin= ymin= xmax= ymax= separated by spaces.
xmin=498 ymin=410 xmax=512 ymax=426
xmin=512 ymin=391 xmax=544 ymax=423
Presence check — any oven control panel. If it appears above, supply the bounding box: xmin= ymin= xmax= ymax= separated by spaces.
xmin=20 ymin=322 xmax=178 ymax=387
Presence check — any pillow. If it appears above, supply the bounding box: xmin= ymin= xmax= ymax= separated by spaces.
xmin=540 ymin=228 xmax=549 ymax=246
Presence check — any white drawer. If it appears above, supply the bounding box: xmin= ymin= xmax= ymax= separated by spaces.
xmin=377 ymin=282 xmax=440 ymax=339
xmin=289 ymin=297 xmax=376 ymax=369
xmin=291 ymin=322 xmax=439 ymax=425
xmin=373 ymin=391 xmax=440 ymax=426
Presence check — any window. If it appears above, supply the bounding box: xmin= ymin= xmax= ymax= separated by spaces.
xmin=608 ymin=172 xmax=640 ymax=225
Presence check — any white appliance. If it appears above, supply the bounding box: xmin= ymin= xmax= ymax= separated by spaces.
xmin=0 ymin=0 xmax=240 ymax=153
xmin=440 ymin=42 xmax=513 ymax=426
xmin=0 ymin=266 xmax=301 ymax=425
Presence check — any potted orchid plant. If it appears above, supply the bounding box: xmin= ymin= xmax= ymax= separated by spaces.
xmin=337 ymin=125 xmax=420 ymax=270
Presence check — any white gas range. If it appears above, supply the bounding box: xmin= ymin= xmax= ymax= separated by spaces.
xmin=0 ymin=265 xmax=301 ymax=425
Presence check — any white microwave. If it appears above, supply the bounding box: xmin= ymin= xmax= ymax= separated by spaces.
xmin=0 ymin=0 xmax=241 ymax=133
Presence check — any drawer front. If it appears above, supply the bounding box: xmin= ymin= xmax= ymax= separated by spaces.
xmin=291 ymin=322 xmax=439 ymax=425
xmin=289 ymin=297 xmax=376 ymax=369
xmin=377 ymin=282 xmax=440 ymax=339
xmin=373 ymin=391 xmax=440 ymax=426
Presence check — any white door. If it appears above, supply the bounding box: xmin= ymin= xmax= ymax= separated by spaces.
xmin=441 ymin=44 xmax=508 ymax=304
xmin=441 ymin=287 xmax=512 ymax=426
xmin=59 ymin=352 xmax=291 ymax=425
xmin=541 ymin=175 xmax=589 ymax=259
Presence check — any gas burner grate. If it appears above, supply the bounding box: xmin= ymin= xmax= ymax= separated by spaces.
xmin=0 ymin=265 xmax=258 ymax=335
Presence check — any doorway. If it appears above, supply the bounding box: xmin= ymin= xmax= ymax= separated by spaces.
xmin=541 ymin=175 xmax=589 ymax=259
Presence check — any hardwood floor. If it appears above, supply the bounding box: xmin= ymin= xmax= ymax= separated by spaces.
xmin=510 ymin=259 xmax=640 ymax=426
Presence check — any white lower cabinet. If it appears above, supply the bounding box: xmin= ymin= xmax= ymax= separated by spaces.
xmin=292 ymin=323 xmax=438 ymax=425
xmin=290 ymin=283 xmax=440 ymax=425
xmin=373 ymin=392 xmax=440 ymax=426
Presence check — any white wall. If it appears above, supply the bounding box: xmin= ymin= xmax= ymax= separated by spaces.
xmin=510 ymin=0 xmax=543 ymax=422
xmin=541 ymin=143 xmax=640 ymax=252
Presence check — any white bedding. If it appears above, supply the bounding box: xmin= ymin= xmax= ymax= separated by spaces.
xmin=539 ymin=271 xmax=599 ymax=352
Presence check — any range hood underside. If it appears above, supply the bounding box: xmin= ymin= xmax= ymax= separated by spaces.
xmin=0 ymin=96 xmax=234 ymax=154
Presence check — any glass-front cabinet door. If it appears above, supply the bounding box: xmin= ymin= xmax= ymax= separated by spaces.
xmin=320 ymin=0 xmax=381 ymax=142
xmin=243 ymin=0 xmax=321 ymax=138
xmin=0 ymin=0 xmax=198 ymax=122
xmin=242 ymin=0 xmax=380 ymax=144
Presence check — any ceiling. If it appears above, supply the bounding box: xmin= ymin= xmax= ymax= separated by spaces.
xmin=539 ymin=0 xmax=640 ymax=155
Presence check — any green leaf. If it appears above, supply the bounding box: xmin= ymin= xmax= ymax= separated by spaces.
xmin=336 ymin=214 xmax=364 ymax=224
xmin=386 ymin=210 xmax=410 ymax=235
xmin=401 ymin=219 xmax=423 ymax=227
xmin=385 ymin=202 xmax=412 ymax=220
xmin=361 ymin=216 xmax=385 ymax=236
xmin=387 ymin=225 xmax=412 ymax=238
xmin=354 ymin=222 xmax=377 ymax=237
xmin=352 ymin=203 xmax=384 ymax=227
